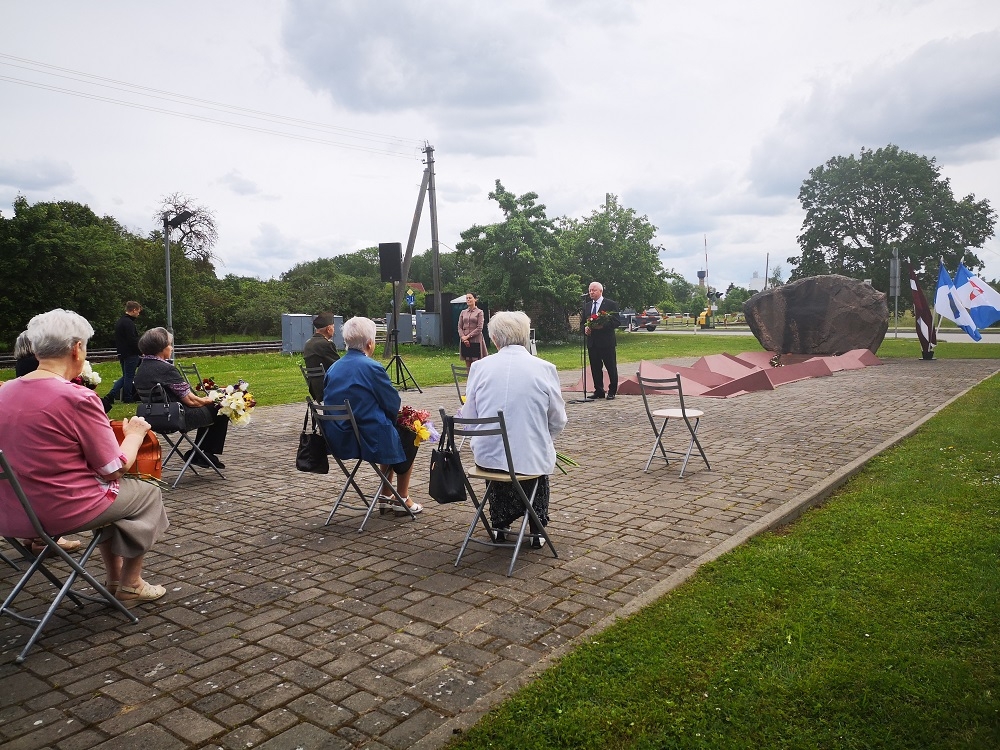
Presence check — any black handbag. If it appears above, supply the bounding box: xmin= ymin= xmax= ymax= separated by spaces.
xmin=296 ymin=406 xmax=329 ymax=474
xmin=428 ymin=416 xmax=466 ymax=504
xmin=135 ymin=384 xmax=186 ymax=433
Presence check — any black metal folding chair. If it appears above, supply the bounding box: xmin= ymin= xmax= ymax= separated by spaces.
xmin=0 ymin=451 xmax=138 ymax=664
xmin=307 ymin=399 xmax=417 ymax=531
xmin=177 ymin=362 xmax=206 ymax=393
xmin=300 ymin=363 xmax=327 ymax=403
xmin=450 ymin=364 xmax=469 ymax=450
xmin=1 ymin=543 xmax=19 ymax=571
xmin=442 ymin=409 xmax=557 ymax=577
xmin=636 ymin=372 xmax=710 ymax=477
xmin=136 ymin=384 xmax=225 ymax=488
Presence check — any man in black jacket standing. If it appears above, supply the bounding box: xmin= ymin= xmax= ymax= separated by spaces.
xmin=584 ymin=281 xmax=620 ymax=399
xmin=104 ymin=301 xmax=142 ymax=409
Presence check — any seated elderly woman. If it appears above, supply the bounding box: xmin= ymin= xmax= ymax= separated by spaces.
xmin=14 ymin=331 xmax=39 ymax=377
xmin=0 ymin=309 xmax=169 ymax=602
xmin=133 ymin=327 xmax=229 ymax=469
xmin=461 ymin=310 xmax=567 ymax=546
xmin=322 ymin=316 xmax=423 ymax=515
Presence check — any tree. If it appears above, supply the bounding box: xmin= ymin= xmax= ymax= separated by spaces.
xmin=155 ymin=192 xmax=219 ymax=266
xmin=0 ymin=197 xmax=144 ymax=346
xmin=767 ymin=264 xmax=784 ymax=288
xmin=658 ymin=270 xmax=698 ymax=314
xmin=719 ymin=285 xmax=751 ymax=315
xmin=559 ymin=194 xmax=667 ymax=309
xmin=456 ymin=181 xmax=578 ymax=339
xmin=789 ymin=145 xmax=996 ymax=290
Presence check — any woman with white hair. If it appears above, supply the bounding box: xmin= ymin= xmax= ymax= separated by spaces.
xmin=0 ymin=309 xmax=169 ymax=602
xmin=461 ymin=310 xmax=567 ymax=546
xmin=322 ymin=316 xmax=423 ymax=514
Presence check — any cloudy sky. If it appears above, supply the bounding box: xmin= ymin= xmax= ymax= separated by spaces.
xmin=2 ymin=0 xmax=1000 ymax=294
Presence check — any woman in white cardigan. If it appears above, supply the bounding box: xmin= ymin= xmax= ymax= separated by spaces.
xmin=461 ymin=311 xmax=567 ymax=546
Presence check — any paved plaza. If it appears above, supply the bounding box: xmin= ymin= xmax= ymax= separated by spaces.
xmin=2 ymin=357 xmax=998 ymax=750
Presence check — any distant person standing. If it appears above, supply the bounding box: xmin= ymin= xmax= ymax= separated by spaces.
xmin=584 ymin=281 xmax=620 ymax=399
xmin=457 ymin=293 xmax=487 ymax=369
xmin=104 ymin=301 xmax=142 ymax=410
xmin=303 ymin=312 xmax=340 ymax=402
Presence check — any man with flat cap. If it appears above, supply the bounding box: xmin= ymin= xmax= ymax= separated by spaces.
xmin=303 ymin=312 xmax=340 ymax=401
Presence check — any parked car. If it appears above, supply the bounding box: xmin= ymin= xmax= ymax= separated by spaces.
xmin=619 ymin=306 xmax=661 ymax=331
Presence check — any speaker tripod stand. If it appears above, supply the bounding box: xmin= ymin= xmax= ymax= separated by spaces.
xmin=385 ymin=281 xmax=421 ymax=392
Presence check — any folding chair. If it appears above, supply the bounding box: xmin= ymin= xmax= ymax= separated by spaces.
xmin=177 ymin=362 xmax=206 ymax=393
xmin=137 ymin=384 xmax=225 ymax=488
xmin=1 ymin=544 xmax=19 ymax=571
xmin=450 ymin=364 xmax=469 ymax=449
xmin=300 ymin=363 xmax=327 ymax=403
xmin=0 ymin=451 xmax=138 ymax=663
xmin=636 ymin=372 xmax=710 ymax=477
xmin=442 ymin=409 xmax=558 ymax=577
xmin=307 ymin=399 xmax=416 ymax=531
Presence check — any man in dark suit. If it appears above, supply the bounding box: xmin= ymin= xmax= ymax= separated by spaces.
xmin=303 ymin=313 xmax=340 ymax=401
xmin=584 ymin=281 xmax=620 ymax=399
xmin=103 ymin=300 xmax=142 ymax=411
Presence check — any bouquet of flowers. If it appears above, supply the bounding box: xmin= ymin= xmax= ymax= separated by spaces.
xmin=71 ymin=361 xmax=102 ymax=389
xmin=585 ymin=310 xmax=616 ymax=330
xmin=200 ymin=377 xmax=217 ymax=392
xmin=397 ymin=405 xmax=440 ymax=447
xmin=207 ymin=379 xmax=257 ymax=425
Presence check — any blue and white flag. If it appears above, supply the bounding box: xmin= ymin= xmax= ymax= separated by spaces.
xmin=934 ymin=262 xmax=981 ymax=341
xmin=954 ymin=262 xmax=1000 ymax=330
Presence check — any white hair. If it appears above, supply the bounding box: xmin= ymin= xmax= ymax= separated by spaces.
xmin=14 ymin=331 xmax=33 ymax=359
xmin=342 ymin=316 xmax=377 ymax=351
xmin=26 ymin=309 xmax=94 ymax=359
xmin=487 ymin=311 xmax=531 ymax=349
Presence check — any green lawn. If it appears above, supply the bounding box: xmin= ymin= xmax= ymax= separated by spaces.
xmin=443 ymin=372 xmax=1000 ymax=749
xmin=3 ymin=333 xmax=1000 ymax=419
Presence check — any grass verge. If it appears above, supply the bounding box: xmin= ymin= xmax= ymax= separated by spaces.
xmin=442 ymin=373 xmax=1000 ymax=749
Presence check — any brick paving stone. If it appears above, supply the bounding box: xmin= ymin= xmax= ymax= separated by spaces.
xmin=91 ymin=722 xmax=185 ymax=750
xmin=158 ymin=707 xmax=225 ymax=745
xmin=3 ymin=359 xmax=996 ymax=749
xmin=255 ymin=723 xmax=352 ymax=750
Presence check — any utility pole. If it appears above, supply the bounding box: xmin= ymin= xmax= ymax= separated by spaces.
xmin=426 ymin=144 xmax=443 ymax=344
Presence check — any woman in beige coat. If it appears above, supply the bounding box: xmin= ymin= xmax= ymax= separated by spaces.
xmin=457 ymin=293 xmax=487 ymax=369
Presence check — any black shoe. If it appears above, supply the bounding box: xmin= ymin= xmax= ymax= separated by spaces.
xmin=493 ymin=531 xmax=506 ymax=543
xmin=206 ymin=454 xmax=225 ymax=469
xmin=591 ymin=391 xmax=605 ymax=400
xmin=606 ymin=393 xmax=616 ymax=400
xmin=189 ymin=453 xmax=212 ymax=468
xmin=530 ymin=535 xmax=543 ymax=549
xmin=101 ymin=394 xmax=115 ymax=414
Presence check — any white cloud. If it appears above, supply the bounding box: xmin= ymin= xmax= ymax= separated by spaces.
xmin=0 ymin=158 xmax=74 ymax=190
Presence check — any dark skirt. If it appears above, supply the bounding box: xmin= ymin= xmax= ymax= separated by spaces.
xmin=460 ymin=339 xmax=483 ymax=360
xmin=390 ymin=425 xmax=420 ymax=475
xmin=477 ymin=469 xmax=549 ymax=530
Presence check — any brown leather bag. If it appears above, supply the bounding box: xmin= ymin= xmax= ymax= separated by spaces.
xmin=110 ymin=420 xmax=163 ymax=480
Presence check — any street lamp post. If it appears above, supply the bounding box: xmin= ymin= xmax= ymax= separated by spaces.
xmin=162 ymin=210 xmax=193 ymax=337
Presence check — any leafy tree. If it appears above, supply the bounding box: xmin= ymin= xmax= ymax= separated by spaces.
xmin=767 ymin=264 xmax=785 ymax=288
xmin=719 ymin=285 xmax=752 ymax=315
xmin=282 ymin=257 xmax=387 ymax=319
xmin=658 ymin=270 xmax=698 ymax=314
xmin=790 ymin=145 xmax=996 ymax=290
xmin=456 ymin=181 xmax=578 ymax=339
xmin=0 ymin=197 xmax=144 ymax=346
xmin=559 ymin=194 xmax=667 ymax=309
xmin=155 ymin=192 xmax=219 ymax=266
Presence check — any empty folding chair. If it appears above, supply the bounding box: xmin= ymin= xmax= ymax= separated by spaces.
xmin=0 ymin=451 xmax=137 ymax=663
xmin=636 ymin=372 xmax=710 ymax=477
xmin=308 ymin=399 xmax=415 ymax=531
xmin=443 ymin=409 xmax=557 ymax=577
xmin=177 ymin=362 xmax=206 ymax=393
xmin=300 ymin=363 xmax=327 ymax=403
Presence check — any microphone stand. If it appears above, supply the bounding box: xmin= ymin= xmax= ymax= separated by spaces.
xmin=569 ymin=293 xmax=596 ymax=404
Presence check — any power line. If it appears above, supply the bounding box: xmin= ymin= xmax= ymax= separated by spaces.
xmin=0 ymin=53 xmax=425 ymax=157
xmin=0 ymin=74 xmax=419 ymax=158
